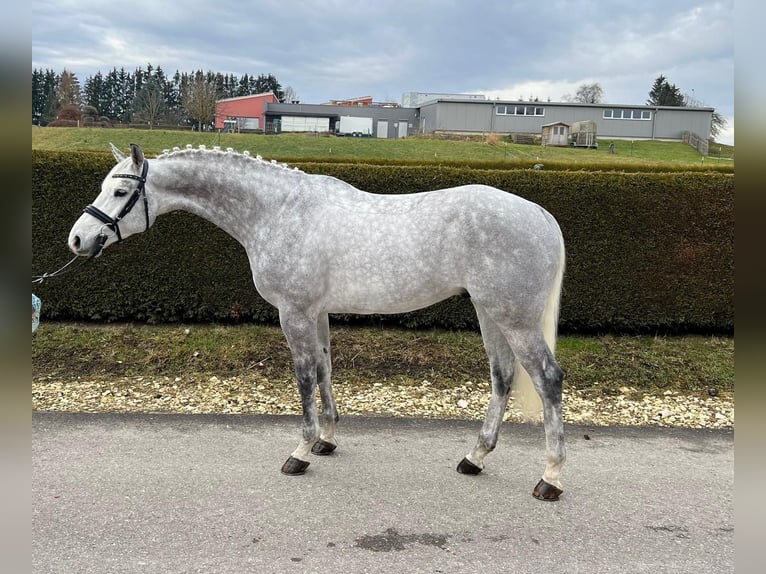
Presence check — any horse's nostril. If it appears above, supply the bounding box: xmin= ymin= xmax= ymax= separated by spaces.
xmin=72 ymin=236 xmax=81 ymax=250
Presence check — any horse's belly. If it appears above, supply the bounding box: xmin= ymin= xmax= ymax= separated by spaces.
xmin=323 ymin=270 xmax=465 ymax=314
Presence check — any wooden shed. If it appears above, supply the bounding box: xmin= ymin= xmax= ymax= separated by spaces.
xmin=541 ymin=122 xmax=570 ymax=146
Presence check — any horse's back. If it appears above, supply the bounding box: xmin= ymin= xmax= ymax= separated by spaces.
xmin=402 ymin=184 xmax=562 ymax=256
xmin=317 ymin=179 xmax=555 ymax=228
xmin=319 ymin=180 xmax=561 ymax=285
xmin=307 ymin=179 xmax=562 ymax=263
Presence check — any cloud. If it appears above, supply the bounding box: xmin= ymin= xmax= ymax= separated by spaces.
xmin=479 ymin=80 xmax=594 ymax=103
xmin=716 ymin=116 xmax=734 ymax=146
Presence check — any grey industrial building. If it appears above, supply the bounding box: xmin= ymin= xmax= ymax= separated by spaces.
xmin=259 ymin=94 xmax=714 ymax=143
xmin=416 ymin=98 xmax=713 ymax=142
xmin=264 ymin=102 xmax=417 ymax=139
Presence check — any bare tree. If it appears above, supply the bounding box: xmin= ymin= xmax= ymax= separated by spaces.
xmin=283 ymin=85 xmax=298 ymax=104
xmin=709 ymin=112 xmax=728 ymax=142
xmin=562 ymin=83 xmax=604 ymax=103
xmin=182 ymin=72 xmax=218 ymax=130
xmin=134 ymin=79 xmax=165 ymax=128
xmin=576 ymin=83 xmax=603 ymax=103
xmin=683 ymin=90 xmax=728 ymax=142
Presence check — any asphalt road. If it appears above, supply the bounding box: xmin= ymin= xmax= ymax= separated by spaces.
xmin=33 ymin=413 xmax=733 ymax=573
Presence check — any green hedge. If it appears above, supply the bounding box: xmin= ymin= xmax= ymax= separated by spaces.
xmin=287 ymin=156 xmax=734 ymax=174
xmin=32 ymin=151 xmax=733 ymax=333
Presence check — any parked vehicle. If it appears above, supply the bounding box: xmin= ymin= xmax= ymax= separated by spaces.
xmin=336 ymin=116 xmax=373 ymax=137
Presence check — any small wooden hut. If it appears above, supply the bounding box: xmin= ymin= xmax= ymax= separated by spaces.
xmin=541 ymin=122 xmax=570 ymax=146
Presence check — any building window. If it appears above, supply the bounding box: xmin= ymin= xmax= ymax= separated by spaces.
xmin=496 ymin=105 xmax=545 ymax=116
xmin=604 ymin=108 xmax=651 ymax=120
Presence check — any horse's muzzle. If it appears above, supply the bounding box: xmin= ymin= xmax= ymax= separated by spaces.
xmin=69 ymin=234 xmax=83 ymax=254
xmin=68 ymin=232 xmax=108 ymax=257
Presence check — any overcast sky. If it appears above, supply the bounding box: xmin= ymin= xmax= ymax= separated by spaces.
xmin=32 ymin=0 xmax=734 ymax=144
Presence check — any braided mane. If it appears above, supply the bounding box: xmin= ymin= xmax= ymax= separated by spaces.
xmin=155 ymin=144 xmax=302 ymax=173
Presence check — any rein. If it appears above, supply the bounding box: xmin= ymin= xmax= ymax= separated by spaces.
xmin=32 ymin=159 xmax=150 ymax=285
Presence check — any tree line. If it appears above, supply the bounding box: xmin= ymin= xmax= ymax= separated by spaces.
xmin=32 ymin=64 xmax=295 ymax=130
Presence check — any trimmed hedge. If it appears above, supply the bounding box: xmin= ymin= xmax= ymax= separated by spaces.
xmin=32 ymin=151 xmax=733 ymax=333
xmin=284 ymin=155 xmax=734 ymax=174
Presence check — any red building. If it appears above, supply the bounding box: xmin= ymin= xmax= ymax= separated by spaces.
xmin=215 ymin=93 xmax=278 ymax=132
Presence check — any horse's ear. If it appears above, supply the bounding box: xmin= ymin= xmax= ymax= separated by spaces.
xmin=109 ymin=142 xmax=126 ymax=163
xmin=129 ymin=143 xmax=144 ymax=167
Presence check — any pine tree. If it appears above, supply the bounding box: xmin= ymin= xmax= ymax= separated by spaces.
xmin=647 ymin=75 xmax=685 ymax=106
xmin=34 ymin=69 xmax=59 ymax=125
xmin=253 ymin=74 xmax=284 ymax=101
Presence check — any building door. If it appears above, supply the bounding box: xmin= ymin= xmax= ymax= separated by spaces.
xmin=376 ymin=120 xmax=388 ymax=138
xmin=397 ymin=120 xmax=409 ymax=138
xmin=552 ymin=125 xmax=567 ymax=146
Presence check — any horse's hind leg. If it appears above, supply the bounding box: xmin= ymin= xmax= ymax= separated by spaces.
xmin=457 ymin=303 xmax=515 ymax=475
xmin=504 ymin=328 xmax=566 ymax=501
xmin=311 ymin=313 xmax=339 ymax=456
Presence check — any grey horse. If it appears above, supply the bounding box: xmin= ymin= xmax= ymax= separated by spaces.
xmin=68 ymin=143 xmax=567 ymax=500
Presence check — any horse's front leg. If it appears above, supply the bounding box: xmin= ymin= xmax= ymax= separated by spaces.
xmin=311 ymin=313 xmax=339 ymax=456
xmin=279 ymin=309 xmax=322 ymax=475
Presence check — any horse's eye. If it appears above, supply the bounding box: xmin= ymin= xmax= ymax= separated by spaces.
xmin=114 ymin=189 xmax=128 ymax=197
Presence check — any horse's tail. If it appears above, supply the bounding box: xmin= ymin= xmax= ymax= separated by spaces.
xmin=543 ymin=232 xmax=565 ymax=356
xmin=511 ymin=222 xmax=565 ymax=421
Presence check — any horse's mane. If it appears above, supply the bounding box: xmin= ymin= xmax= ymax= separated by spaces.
xmin=155 ymin=144 xmax=303 ymax=174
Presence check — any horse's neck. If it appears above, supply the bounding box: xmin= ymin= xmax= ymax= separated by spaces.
xmin=151 ymin=155 xmax=293 ymax=245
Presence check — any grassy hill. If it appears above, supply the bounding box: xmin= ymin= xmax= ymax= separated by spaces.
xmin=32 ymin=126 xmax=734 ymax=169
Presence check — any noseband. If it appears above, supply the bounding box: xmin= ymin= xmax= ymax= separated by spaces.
xmin=83 ymin=159 xmax=150 ymax=243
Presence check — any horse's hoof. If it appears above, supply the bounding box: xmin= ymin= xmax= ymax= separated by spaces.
xmin=533 ymin=479 xmax=563 ymax=501
xmin=281 ymin=456 xmax=310 ymax=475
xmin=311 ymin=439 xmax=337 ymax=456
xmin=456 ymin=457 xmax=482 ymax=475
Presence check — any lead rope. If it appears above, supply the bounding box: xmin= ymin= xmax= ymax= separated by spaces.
xmin=32 ymin=232 xmax=108 ymax=284
xmin=33 ymin=252 xmax=93 ymax=284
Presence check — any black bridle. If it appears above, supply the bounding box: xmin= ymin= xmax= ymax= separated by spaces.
xmin=83 ymin=159 xmax=150 ymax=243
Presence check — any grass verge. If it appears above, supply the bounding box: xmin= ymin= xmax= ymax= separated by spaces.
xmin=32 ymin=127 xmax=733 ymax=168
xmin=33 ymin=322 xmax=733 ymax=400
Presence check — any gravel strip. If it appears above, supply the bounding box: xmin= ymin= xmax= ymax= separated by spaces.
xmin=32 ymin=374 xmax=734 ymax=429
